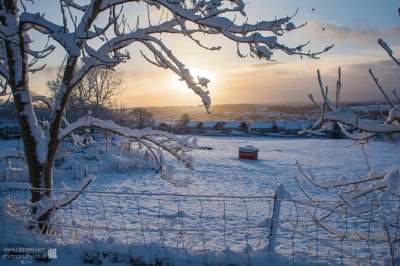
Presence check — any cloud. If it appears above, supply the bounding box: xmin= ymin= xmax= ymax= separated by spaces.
xmin=209 ymin=53 xmax=400 ymax=105
xmin=307 ymin=21 xmax=400 ymax=47
xmin=345 ymin=59 xmax=398 ymax=73
xmin=250 ymin=61 xmax=287 ymax=68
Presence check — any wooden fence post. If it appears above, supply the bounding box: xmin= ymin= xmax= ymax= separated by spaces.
xmin=268 ymin=184 xmax=286 ymax=254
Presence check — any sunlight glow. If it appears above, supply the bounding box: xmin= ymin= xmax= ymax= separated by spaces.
xmin=171 ymin=68 xmax=216 ymax=92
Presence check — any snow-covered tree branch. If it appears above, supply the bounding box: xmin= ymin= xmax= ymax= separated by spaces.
xmin=307 ymin=64 xmax=400 ymax=141
xmin=58 ymin=116 xmax=205 ymax=180
xmin=296 ymin=30 xmax=400 ymax=264
xmin=31 ymin=174 xmax=97 ymax=223
xmin=0 ymin=0 xmax=330 ymax=231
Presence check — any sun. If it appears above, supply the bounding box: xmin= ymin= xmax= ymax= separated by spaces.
xmin=171 ymin=68 xmax=215 ymax=92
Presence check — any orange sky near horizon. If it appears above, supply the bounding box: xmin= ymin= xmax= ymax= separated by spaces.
xmin=28 ymin=0 xmax=400 ymax=110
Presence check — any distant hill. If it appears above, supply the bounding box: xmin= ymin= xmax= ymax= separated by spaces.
xmin=125 ymin=102 xmax=389 ymax=122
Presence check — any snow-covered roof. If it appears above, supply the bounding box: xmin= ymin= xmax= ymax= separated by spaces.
xmin=239 ymin=146 xmax=259 ymax=152
xmin=275 ymin=121 xmax=287 ymax=128
xmin=223 ymin=121 xmax=242 ymax=128
xmin=284 ymin=121 xmax=302 ymax=130
xmin=0 ymin=120 xmax=17 ymax=127
xmin=298 ymin=121 xmax=314 ymax=129
xmin=283 ymin=121 xmax=314 ymax=130
xmin=153 ymin=121 xmax=169 ymax=127
xmin=186 ymin=121 xmax=201 ymax=128
xmin=251 ymin=122 xmax=274 ymax=129
xmin=153 ymin=121 xmax=176 ymax=127
xmin=201 ymin=121 xmax=220 ymax=128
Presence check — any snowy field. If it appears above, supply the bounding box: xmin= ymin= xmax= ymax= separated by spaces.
xmin=1 ymin=136 xmax=399 ymax=265
xmin=93 ymin=136 xmax=400 ymax=198
xmin=2 ymin=136 xmax=399 ymax=195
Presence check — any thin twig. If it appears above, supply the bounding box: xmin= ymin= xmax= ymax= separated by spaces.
xmin=369 ymin=69 xmax=396 ymax=110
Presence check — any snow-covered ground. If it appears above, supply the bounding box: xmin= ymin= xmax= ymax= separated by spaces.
xmin=92 ymin=136 xmax=399 ymax=198
xmin=1 ymin=136 xmax=399 ymax=265
xmin=2 ymin=136 xmax=398 ymax=196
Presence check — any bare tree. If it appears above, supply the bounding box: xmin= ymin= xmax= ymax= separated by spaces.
xmin=307 ymin=43 xmax=399 ymax=140
xmin=111 ymin=100 xmax=131 ymax=127
xmin=296 ymin=38 xmax=400 ymax=264
xmin=176 ymin=113 xmax=191 ymax=131
xmin=130 ymin=107 xmax=154 ymax=129
xmin=47 ymin=66 xmax=125 ymax=121
xmin=0 ymin=0 xmax=330 ymax=231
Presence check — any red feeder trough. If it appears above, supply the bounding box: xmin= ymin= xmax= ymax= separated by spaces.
xmin=239 ymin=146 xmax=259 ymax=160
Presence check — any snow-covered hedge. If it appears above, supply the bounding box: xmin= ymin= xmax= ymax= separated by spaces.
xmin=53 ymin=139 xmax=158 ymax=180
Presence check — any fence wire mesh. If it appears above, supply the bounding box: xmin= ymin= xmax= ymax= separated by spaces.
xmin=0 ymin=186 xmax=399 ymax=265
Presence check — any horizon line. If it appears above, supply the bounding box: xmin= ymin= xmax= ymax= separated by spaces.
xmin=123 ymin=100 xmax=390 ymax=109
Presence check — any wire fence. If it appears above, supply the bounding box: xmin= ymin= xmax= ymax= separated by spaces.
xmin=0 ymin=185 xmax=399 ymax=265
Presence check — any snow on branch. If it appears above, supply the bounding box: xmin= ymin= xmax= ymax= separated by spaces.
xmin=75 ymin=23 xmax=213 ymax=109
xmin=76 ymin=11 xmax=118 ymax=40
xmin=16 ymin=0 xmax=332 ymax=118
xmin=336 ymin=122 xmax=375 ymax=141
xmin=97 ymin=0 xmax=332 ymax=64
xmin=25 ymin=45 xmax=56 ymax=60
xmin=32 ymin=95 xmax=72 ymax=130
xmin=141 ymin=39 xmax=212 ymax=111
xmin=32 ymin=95 xmax=53 ymax=109
xmin=58 ymin=116 xmax=205 ymax=151
xmin=323 ymin=109 xmax=400 ymax=133
xmin=20 ymin=12 xmax=81 ymax=57
xmin=63 ymin=0 xmax=90 ymax=12
xmin=155 ymin=0 xmax=332 ymax=57
xmin=31 ymin=174 xmax=97 ymax=221
xmin=0 ymin=75 xmax=9 ymax=94
xmin=304 ymin=207 xmax=388 ymax=242
xmin=0 ymin=149 xmax=27 ymax=164
xmin=296 ymin=161 xmax=399 ymax=192
xmin=294 ymin=165 xmax=400 ymax=246
xmin=0 ymin=38 xmax=9 ymax=79
xmin=297 ymin=30 xmax=400 ymax=258
xmin=58 ymin=116 xmax=208 ymax=183
xmin=309 ymin=68 xmax=400 ymax=140
xmin=296 ymin=157 xmax=400 ymax=232
xmin=379 ymin=39 xmax=400 ymax=66
xmin=0 ymin=62 xmax=9 ymax=81
xmin=1 ymin=0 xmax=334 ymax=230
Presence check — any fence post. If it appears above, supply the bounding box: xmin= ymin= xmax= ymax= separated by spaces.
xmin=268 ymin=184 xmax=285 ymax=254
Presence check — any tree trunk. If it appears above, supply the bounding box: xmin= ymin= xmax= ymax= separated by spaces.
xmin=2 ymin=0 xmax=54 ymax=232
xmin=11 ymin=76 xmax=55 ymax=233
xmin=2 ymin=0 xmax=103 ymax=233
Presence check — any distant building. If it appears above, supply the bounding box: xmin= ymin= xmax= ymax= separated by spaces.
xmin=223 ymin=121 xmax=250 ymax=134
xmin=153 ymin=119 xmax=314 ymax=136
xmin=274 ymin=121 xmax=287 ymax=133
xmin=250 ymin=121 xmax=313 ymax=135
xmin=279 ymin=121 xmax=314 ymax=135
xmin=250 ymin=121 xmax=275 ymax=134
xmin=200 ymin=121 xmax=224 ymax=132
xmin=298 ymin=121 xmax=314 ymax=132
xmin=185 ymin=121 xmax=202 ymax=132
xmin=152 ymin=121 xmax=173 ymax=132
xmin=223 ymin=121 xmax=241 ymax=130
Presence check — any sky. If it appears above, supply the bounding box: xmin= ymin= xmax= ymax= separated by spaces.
xmin=28 ymin=0 xmax=400 ymax=109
